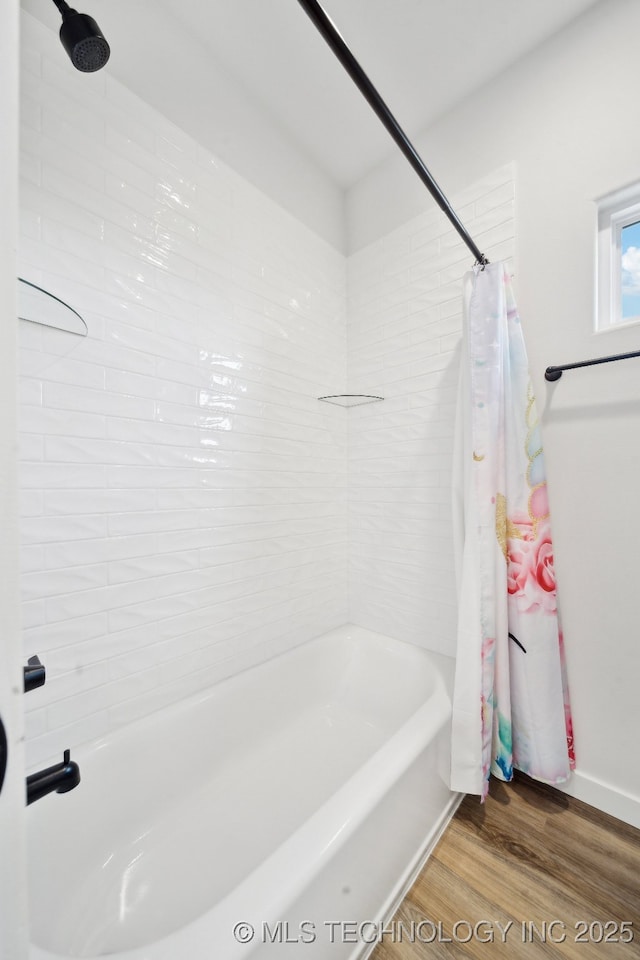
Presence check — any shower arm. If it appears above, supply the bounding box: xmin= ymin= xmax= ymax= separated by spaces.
xmin=295 ymin=0 xmax=488 ymax=267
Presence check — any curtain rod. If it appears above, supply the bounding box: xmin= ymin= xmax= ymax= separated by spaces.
xmin=545 ymin=348 xmax=640 ymax=381
xmin=296 ymin=0 xmax=488 ymax=267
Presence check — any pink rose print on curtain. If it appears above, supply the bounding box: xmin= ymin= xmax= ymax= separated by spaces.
xmin=507 ymin=515 xmax=557 ymax=615
xmin=535 ymin=535 xmax=556 ymax=594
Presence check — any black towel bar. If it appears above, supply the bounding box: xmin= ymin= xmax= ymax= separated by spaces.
xmin=545 ymin=349 xmax=640 ymax=381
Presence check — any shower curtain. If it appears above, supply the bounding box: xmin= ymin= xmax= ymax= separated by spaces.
xmin=451 ymin=262 xmax=575 ymax=798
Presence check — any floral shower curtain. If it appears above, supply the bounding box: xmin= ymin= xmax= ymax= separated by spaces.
xmin=451 ymin=262 xmax=575 ymax=798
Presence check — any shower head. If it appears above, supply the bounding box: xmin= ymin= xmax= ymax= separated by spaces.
xmin=51 ymin=0 xmax=110 ymax=72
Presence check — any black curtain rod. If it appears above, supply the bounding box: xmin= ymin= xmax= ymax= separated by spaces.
xmin=545 ymin=349 xmax=640 ymax=381
xmin=296 ymin=0 xmax=488 ymax=267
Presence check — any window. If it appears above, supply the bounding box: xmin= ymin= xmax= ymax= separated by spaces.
xmin=597 ymin=183 xmax=640 ymax=331
xmin=620 ymin=219 xmax=640 ymax=322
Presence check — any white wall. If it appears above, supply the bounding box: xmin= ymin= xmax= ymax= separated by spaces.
xmin=347 ymin=165 xmax=514 ymax=654
xmin=0 ymin=1 xmax=29 ymax=956
xmin=347 ymin=0 xmax=640 ymax=825
xmin=19 ymin=13 xmax=347 ymax=770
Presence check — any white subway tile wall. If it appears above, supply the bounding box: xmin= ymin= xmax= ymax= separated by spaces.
xmin=346 ymin=165 xmax=515 ymax=655
xmin=19 ymin=15 xmax=347 ymax=767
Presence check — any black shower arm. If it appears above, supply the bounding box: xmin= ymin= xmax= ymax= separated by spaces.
xmin=296 ymin=0 xmax=488 ymax=267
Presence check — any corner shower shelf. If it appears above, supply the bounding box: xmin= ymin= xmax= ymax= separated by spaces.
xmin=18 ymin=278 xmax=88 ymax=337
xmin=318 ymin=394 xmax=384 ymax=407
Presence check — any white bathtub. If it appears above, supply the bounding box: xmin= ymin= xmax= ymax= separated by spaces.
xmin=28 ymin=625 xmax=460 ymax=959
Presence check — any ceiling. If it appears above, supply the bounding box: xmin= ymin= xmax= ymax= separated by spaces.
xmin=164 ymin=0 xmax=602 ymax=187
xmin=23 ymin=0 xmax=600 ymax=191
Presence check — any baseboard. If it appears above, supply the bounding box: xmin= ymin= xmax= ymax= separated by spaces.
xmin=555 ymin=769 xmax=640 ymax=830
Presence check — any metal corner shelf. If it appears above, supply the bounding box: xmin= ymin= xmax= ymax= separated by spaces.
xmin=18 ymin=278 xmax=88 ymax=337
xmin=318 ymin=394 xmax=384 ymax=408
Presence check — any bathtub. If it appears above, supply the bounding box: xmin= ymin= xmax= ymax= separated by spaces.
xmin=28 ymin=625 xmax=460 ymax=960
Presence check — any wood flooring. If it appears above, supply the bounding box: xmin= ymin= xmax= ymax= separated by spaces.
xmin=371 ymin=772 xmax=640 ymax=959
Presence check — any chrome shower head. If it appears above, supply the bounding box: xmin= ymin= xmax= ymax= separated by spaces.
xmin=51 ymin=0 xmax=110 ymax=72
